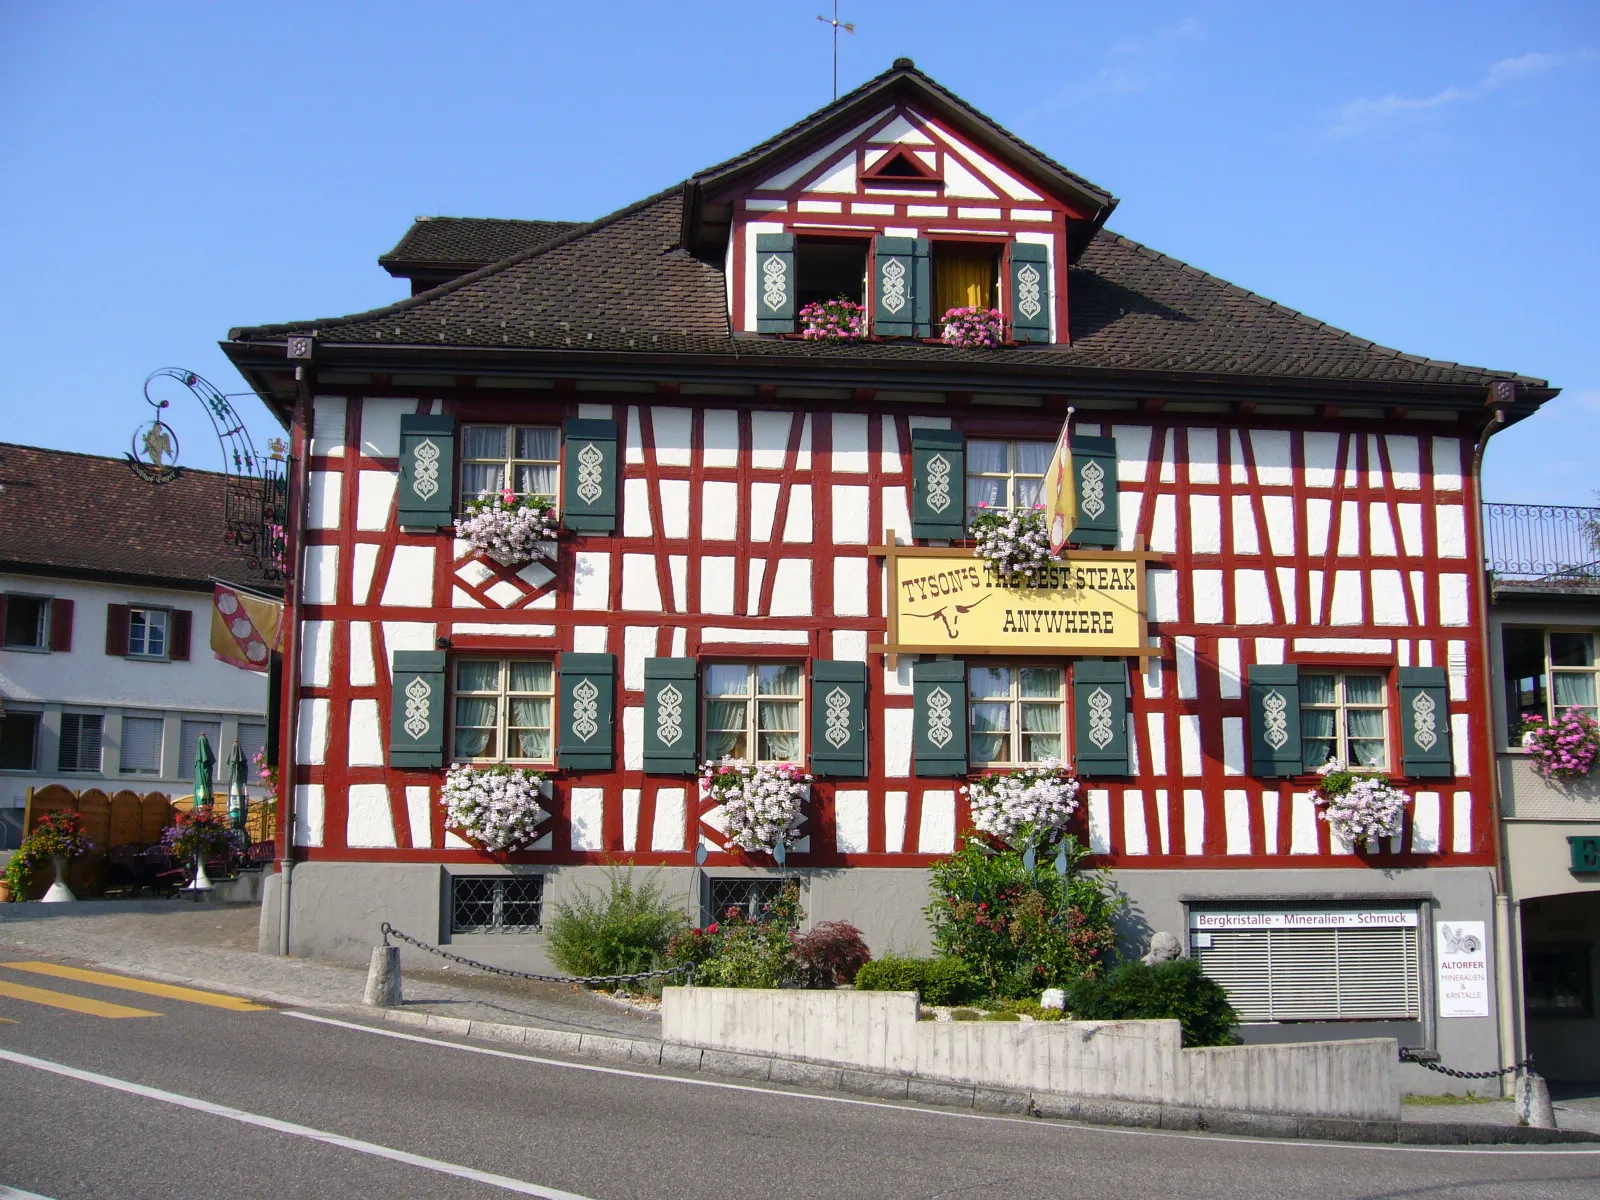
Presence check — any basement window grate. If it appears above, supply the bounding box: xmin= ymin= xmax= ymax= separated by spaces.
xmin=450 ymin=875 xmax=544 ymax=934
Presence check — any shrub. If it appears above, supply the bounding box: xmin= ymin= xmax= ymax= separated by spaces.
xmin=1066 ymin=957 xmax=1240 ymax=1048
xmin=853 ymin=954 xmax=978 ymax=1006
xmin=926 ymin=836 xmax=1121 ymax=999
xmin=665 ymin=881 xmax=803 ymax=988
xmin=545 ymin=868 xmax=687 ymax=990
xmin=791 ymin=920 xmax=871 ymax=987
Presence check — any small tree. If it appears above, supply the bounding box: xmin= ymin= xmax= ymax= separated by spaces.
xmin=545 ymin=867 xmax=688 ymax=989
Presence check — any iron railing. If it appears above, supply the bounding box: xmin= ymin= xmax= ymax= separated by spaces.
xmin=1484 ymin=503 xmax=1600 ymax=580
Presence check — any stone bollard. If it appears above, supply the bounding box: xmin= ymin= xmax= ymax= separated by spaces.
xmin=363 ymin=944 xmax=403 ymax=1007
xmin=1515 ymin=1070 xmax=1557 ymax=1129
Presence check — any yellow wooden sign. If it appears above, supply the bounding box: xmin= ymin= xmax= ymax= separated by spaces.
xmin=870 ymin=538 xmax=1163 ymax=663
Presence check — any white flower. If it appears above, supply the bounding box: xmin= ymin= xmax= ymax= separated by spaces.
xmin=441 ymin=764 xmax=550 ymax=851
xmin=699 ymin=758 xmax=810 ymax=853
xmin=965 ymin=760 xmax=1081 ymax=847
xmin=454 ymin=492 xmax=561 ymax=565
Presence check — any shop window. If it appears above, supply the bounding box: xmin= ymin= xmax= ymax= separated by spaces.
xmin=703 ymin=663 xmax=803 ymax=763
xmin=705 ymin=876 xmax=801 ymax=927
xmin=1524 ymin=943 xmax=1594 ymax=1019
xmin=794 ymin=236 xmax=868 ymax=310
xmin=452 ymin=659 xmax=555 ymax=763
xmin=179 ymin=719 xmax=221 ymax=781
xmin=1301 ymin=672 xmax=1389 ymax=770
xmin=127 ymin=608 xmax=169 ymax=659
xmin=451 ymin=875 xmax=543 ymax=934
xmin=459 ymin=425 xmax=559 ymax=508
xmin=0 ymin=712 xmax=40 ymax=771
xmin=120 ymin=715 xmax=164 ymax=775
xmin=969 ymin=665 xmax=1066 ymax=766
xmin=932 ymin=241 xmax=1001 ymax=316
xmin=2 ymin=595 xmax=49 ymax=650
xmin=966 ymin=439 xmax=1053 ymax=519
xmin=59 ymin=713 xmax=103 ymax=774
xmin=1502 ymin=628 xmax=1599 ymax=744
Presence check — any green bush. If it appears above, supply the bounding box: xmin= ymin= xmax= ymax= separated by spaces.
xmin=853 ymin=954 xmax=977 ymax=1006
xmin=925 ymin=835 xmax=1121 ymax=998
xmin=545 ymin=867 xmax=687 ymax=990
xmin=1066 ymin=957 xmax=1240 ymax=1047
xmin=665 ymin=881 xmax=804 ymax=988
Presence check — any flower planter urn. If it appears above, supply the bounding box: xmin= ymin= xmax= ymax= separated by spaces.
xmin=41 ymin=855 xmax=76 ymax=903
xmin=191 ymin=854 xmax=215 ymax=894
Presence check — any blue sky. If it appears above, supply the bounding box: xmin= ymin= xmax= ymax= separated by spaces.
xmin=1 ymin=1 xmax=1594 ymax=504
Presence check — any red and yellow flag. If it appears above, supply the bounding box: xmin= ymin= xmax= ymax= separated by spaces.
xmin=1041 ymin=414 xmax=1076 ymax=556
xmin=211 ymin=584 xmax=283 ymax=672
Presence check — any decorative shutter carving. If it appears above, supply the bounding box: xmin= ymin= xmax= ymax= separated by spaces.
xmin=874 ymin=235 xmax=918 ymax=338
xmin=913 ymin=659 xmax=967 ymax=777
xmin=643 ymin=657 xmax=698 ymax=774
xmin=1247 ymin=664 xmax=1302 ymax=777
xmin=1073 ymin=660 xmax=1130 ymax=776
xmin=1009 ymin=241 xmax=1051 ymax=343
xmin=49 ymin=599 xmax=73 ymax=652
xmin=1069 ymin=435 xmax=1118 ymax=548
xmin=396 ymin=414 xmax=456 ymax=530
xmin=170 ymin=610 xmax=192 ymax=661
xmin=388 ymin=650 xmax=447 ymax=768
xmin=558 ymin=653 xmax=615 ymax=770
xmin=754 ymin=232 xmax=796 ymax=333
xmin=1398 ymin=666 xmax=1453 ymax=778
xmin=810 ymin=660 xmax=867 ymax=778
xmin=561 ymin=418 xmax=619 ymax=532
xmin=910 ymin=428 xmax=966 ymax=540
xmin=105 ymin=604 xmax=130 ymax=656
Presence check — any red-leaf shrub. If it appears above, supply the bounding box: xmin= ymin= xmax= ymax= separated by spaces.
xmin=791 ymin=920 xmax=871 ymax=987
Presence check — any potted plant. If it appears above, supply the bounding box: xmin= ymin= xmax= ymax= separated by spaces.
xmin=1312 ymin=760 xmax=1409 ymax=848
xmin=5 ymin=811 xmax=95 ymax=903
xmin=968 ymin=503 xmax=1056 ymax=581
xmin=699 ymin=758 xmax=811 ymax=856
xmin=798 ymin=297 xmax=868 ymax=341
xmin=940 ymin=306 xmax=1005 ymax=348
xmin=163 ymin=808 xmax=243 ymax=892
xmin=440 ymin=763 xmax=551 ymax=852
xmin=454 ymin=488 xmax=561 ymax=566
xmin=1518 ymin=708 xmax=1600 ymax=780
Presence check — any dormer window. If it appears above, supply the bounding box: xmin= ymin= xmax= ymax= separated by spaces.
xmin=795 ymin=236 xmax=868 ymax=310
xmin=932 ymin=242 xmax=1001 ymax=315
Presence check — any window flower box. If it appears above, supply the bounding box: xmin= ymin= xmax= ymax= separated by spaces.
xmin=1519 ymin=709 xmax=1600 ymax=779
xmin=969 ymin=504 xmax=1055 ymax=581
xmin=699 ymin=758 xmax=811 ymax=855
xmin=798 ymin=298 xmax=868 ymax=341
xmin=940 ymin=306 xmax=1005 ymax=348
xmin=962 ymin=759 xmax=1082 ymax=849
xmin=454 ymin=490 xmax=561 ymax=566
xmin=1312 ymin=760 xmax=1409 ymax=847
xmin=441 ymin=763 xmax=551 ymax=852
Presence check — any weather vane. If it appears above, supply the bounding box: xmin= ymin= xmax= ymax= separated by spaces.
xmin=816 ymin=2 xmax=855 ymax=100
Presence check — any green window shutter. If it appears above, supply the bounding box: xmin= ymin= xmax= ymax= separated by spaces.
xmin=1399 ymin=667 xmax=1453 ymax=778
xmin=755 ymin=232 xmax=796 ymax=333
xmin=1070 ymin=434 xmax=1118 ymax=548
xmin=561 ymin=418 xmax=619 ymax=533
xmin=874 ymin=236 xmax=918 ymax=338
xmin=1009 ymin=241 xmax=1051 ymax=344
xmin=913 ymin=660 xmax=967 ymax=777
xmin=559 ymin=653 xmax=615 ymax=770
xmin=397 ymin=414 xmax=456 ymax=531
xmin=810 ymin=661 xmax=867 ymax=778
xmin=644 ymin=657 xmax=699 ymax=774
xmin=910 ymin=428 xmax=966 ymax=540
xmin=1074 ymin=660 xmax=1130 ymax=777
xmin=1247 ymin=664 xmax=1303 ymax=778
xmin=912 ymin=238 xmax=932 ymax=338
xmin=388 ymin=650 xmax=447 ymax=768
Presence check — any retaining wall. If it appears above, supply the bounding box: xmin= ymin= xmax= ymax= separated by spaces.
xmin=662 ymin=987 xmax=1399 ymax=1121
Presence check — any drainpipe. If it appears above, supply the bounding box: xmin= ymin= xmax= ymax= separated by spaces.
xmin=276 ymin=364 xmax=314 ymax=955
xmin=1470 ymin=395 xmax=1513 ymax=1088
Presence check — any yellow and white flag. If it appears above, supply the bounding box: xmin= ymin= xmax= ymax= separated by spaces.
xmin=1041 ymin=413 xmax=1076 ymax=556
xmin=211 ymin=584 xmax=283 ymax=672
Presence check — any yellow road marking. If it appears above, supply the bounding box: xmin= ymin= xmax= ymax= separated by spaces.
xmin=0 ymin=1015 xmax=17 ymax=1024
xmin=0 ymin=979 xmax=159 ymax=1018
xmin=0 ymin=963 xmax=269 ymax=1012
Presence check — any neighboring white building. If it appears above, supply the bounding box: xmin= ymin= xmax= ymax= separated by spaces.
xmin=0 ymin=443 xmax=273 ymax=845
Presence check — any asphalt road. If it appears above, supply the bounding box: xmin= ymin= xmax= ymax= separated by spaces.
xmin=0 ymin=958 xmax=1597 ymax=1200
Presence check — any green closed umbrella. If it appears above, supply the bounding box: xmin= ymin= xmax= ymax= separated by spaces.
xmin=193 ymin=733 xmax=216 ymax=811
xmin=226 ymin=739 xmax=249 ymax=833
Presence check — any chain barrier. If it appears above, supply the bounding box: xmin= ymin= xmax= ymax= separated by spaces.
xmin=1399 ymin=1047 xmax=1536 ymax=1080
xmin=380 ymin=922 xmax=693 ymax=988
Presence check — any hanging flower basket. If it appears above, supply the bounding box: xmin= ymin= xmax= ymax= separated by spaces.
xmin=1519 ymin=708 xmax=1600 ymax=780
xmin=699 ymin=759 xmax=811 ymax=854
xmin=969 ymin=504 xmax=1056 ymax=581
xmin=941 ymin=306 xmax=1005 ymax=348
xmin=441 ymin=763 xmax=551 ymax=852
xmin=1313 ymin=760 xmax=1409 ymax=845
xmin=962 ymin=759 xmax=1081 ymax=848
xmin=454 ymin=490 xmax=561 ymax=566
xmin=798 ymin=298 xmax=868 ymax=341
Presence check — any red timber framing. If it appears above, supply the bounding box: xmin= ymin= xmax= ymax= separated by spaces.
xmin=288 ymin=382 xmax=1496 ymax=875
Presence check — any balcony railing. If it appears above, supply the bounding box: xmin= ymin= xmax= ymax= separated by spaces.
xmin=1483 ymin=503 xmax=1600 ymax=580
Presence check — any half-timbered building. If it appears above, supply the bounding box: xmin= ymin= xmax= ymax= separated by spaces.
xmin=225 ymin=61 xmax=1559 ymax=1080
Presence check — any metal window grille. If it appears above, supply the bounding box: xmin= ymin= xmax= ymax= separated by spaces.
xmin=705 ymin=877 xmax=800 ymax=927
xmin=1194 ymin=925 xmax=1421 ymax=1022
xmin=58 ymin=714 xmax=103 ymax=773
xmin=451 ymin=875 xmax=544 ymax=934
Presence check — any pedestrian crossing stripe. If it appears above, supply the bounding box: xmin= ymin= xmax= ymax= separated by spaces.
xmin=0 ymin=980 xmax=158 ymax=1019
xmin=0 ymin=963 xmax=269 ymax=1012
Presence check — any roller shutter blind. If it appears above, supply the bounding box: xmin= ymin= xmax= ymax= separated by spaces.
xmin=1194 ymin=924 xmax=1421 ymax=1022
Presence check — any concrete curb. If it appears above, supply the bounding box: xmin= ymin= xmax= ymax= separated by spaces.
xmin=375 ymin=1009 xmax=1600 ymax=1146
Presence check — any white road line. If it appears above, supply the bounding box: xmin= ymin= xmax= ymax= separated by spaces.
xmin=285 ymin=1011 xmax=1600 ymax=1158
xmin=0 ymin=1047 xmax=595 ymax=1199
xmin=0 ymin=1187 xmax=59 ymax=1199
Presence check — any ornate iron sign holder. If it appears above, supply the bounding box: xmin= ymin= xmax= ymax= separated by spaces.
xmin=127 ymin=368 xmax=292 ymax=583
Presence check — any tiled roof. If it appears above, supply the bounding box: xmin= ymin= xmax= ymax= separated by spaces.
xmin=378 ymin=217 xmax=582 ymax=270
xmin=231 ymin=189 xmax=1545 ymax=390
xmin=0 ymin=444 xmax=258 ymax=590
